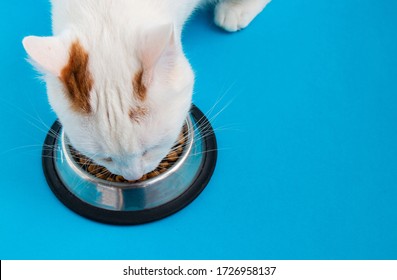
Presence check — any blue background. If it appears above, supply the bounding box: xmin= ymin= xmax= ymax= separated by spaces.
xmin=1 ymin=0 xmax=397 ymax=259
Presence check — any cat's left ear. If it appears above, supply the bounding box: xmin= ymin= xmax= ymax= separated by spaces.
xmin=138 ymin=23 xmax=177 ymax=86
xmin=22 ymin=35 xmax=69 ymax=76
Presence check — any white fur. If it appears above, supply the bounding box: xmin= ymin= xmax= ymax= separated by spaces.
xmin=23 ymin=0 xmax=269 ymax=180
xmin=214 ymin=0 xmax=271 ymax=32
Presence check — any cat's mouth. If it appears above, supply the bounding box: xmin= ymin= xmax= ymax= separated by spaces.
xmin=68 ymin=125 xmax=188 ymax=183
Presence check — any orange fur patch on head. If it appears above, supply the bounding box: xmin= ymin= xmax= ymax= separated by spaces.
xmin=129 ymin=106 xmax=148 ymax=123
xmin=132 ymin=70 xmax=147 ymax=101
xmin=60 ymin=40 xmax=93 ymax=114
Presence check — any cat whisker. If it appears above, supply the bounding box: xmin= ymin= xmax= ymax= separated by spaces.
xmin=3 ymin=99 xmax=55 ymax=135
xmin=187 ymin=147 xmax=230 ymax=158
xmin=195 ymin=81 xmax=236 ymax=127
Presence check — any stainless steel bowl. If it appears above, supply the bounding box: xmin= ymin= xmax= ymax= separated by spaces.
xmin=42 ymin=105 xmax=217 ymax=225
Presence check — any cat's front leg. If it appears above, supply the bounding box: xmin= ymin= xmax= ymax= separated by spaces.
xmin=214 ymin=0 xmax=271 ymax=32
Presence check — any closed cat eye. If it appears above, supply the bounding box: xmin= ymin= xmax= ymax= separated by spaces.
xmin=143 ymin=144 xmax=162 ymax=156
xmin=102 ymin=157 xmax=113 ymax=163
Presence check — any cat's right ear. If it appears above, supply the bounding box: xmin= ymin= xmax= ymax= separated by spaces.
xmin=22 ymin=36 xmax=69 ymax=77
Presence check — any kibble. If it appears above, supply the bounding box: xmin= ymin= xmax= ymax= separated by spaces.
xmin=87 ymin=164 xmax=99 ymax=173
xmin=166 ymin=151 xmax=179 ymax=162
xmin=147 ymin=170 xmax=160 ymax=179
xmin=159 ymin=161 xmax=170 ymax=168
xmin=70 ymin=125 xmax=188 ymax=183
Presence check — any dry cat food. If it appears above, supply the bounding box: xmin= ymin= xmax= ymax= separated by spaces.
xmin=69 ymin=125 xmax=188 ymax=183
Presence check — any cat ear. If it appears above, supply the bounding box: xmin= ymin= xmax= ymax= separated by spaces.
xmin=138 ymin=23 xmax=177 ymax=84
xmin=22 ymin=35 xmax=69 ymax=76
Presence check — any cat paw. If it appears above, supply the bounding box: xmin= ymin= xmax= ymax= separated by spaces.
xmin=214 ymin=0 xmax=270 ymax=32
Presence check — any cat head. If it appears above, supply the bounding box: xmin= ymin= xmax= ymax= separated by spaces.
xmin=23 ymin=24 xmax=194 ymax=180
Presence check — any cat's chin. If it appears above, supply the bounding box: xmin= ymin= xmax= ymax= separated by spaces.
xmin=121 ymin=167 xmax=155 ymax=181
xmin=115 ymin=168 xmax=145 ymax=181
xmin=118 ymin=164 xmax=160 ymax=181
xmin=121 ymin=173 xmax=145 ymax=181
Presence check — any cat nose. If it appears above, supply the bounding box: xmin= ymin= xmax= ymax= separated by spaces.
xmin=120 ymin=167 xmax=144 ymax=181
xmin=121 ymin=171 xmax=144 ymax=181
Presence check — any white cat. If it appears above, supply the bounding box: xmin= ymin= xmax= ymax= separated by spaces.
xmin=23 ymin=0 xmax=271 ymax=180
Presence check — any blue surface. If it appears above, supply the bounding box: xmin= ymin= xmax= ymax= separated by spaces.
xmin=1 ymin=0 xmax=397 ymax=259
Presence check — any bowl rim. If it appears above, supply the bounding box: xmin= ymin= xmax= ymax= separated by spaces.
xmin=61 ymin=116 xmax=194 ymax=189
